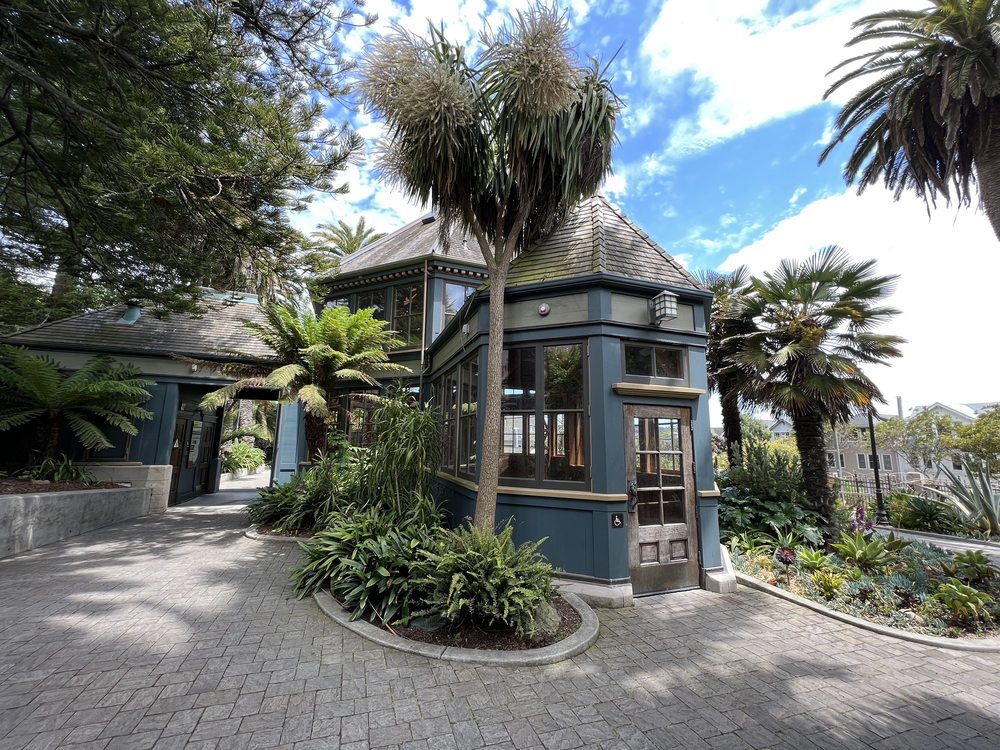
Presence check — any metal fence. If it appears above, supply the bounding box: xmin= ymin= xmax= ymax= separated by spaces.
xmin=833 ymin=474 xmax=947 ymax=504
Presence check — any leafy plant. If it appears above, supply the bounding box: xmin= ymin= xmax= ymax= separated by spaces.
xmin=727 ymin=531 xmax=773 ymax=557
xmin=830 ymin=530 xmax=895 ymax=574
xmin=0 ymin=347 xmax=153 ymax=458
xmin=809 ymin=570 xmax=845 ymax=600
xmin=894 ymin=492 xmax=967 ymax=535
xmin=415 ymin=521 xmax=556 ymax=638
xmin=18 ymin=454 xmax=93 ymax=483
xmin=223 ymin=442 xmax=266 ymax=473
xmin=796 ymin=548 xmax=833 ymax=572
xmin=290 ymin=497 xmax=442 ymax=626
xmin=931 ymin=579 xmax=994 ymax=623
xmin=927 ymin=460 xmax=1000 ymax=537
xmin=939 ymin=551 xmax=998 ymax=586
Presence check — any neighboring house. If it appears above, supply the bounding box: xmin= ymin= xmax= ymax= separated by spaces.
xmin=0 ymin=291 xmax=279 ymax=507
xmin=894 ymin=402 xmax=995 ymax=482
xmin=315 ymin=195 xmax=720 ymax=597
xmin=826 ymin=411 xmax=899 ymax=481
xmin=768 ymin=418 xmax=793 ymax=440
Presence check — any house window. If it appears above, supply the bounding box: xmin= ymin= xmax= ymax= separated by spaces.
xmin=500 ymin=343 xmax=587 ymax=486
xmin=858 ymin=453 xmax=893 ymax=471
xmin=857 ymin=453 xmax=868 ymax=470
xmin=623 ymin=343 xmax=685 ymax=383
xmin=434 ymin=352 xmax=478 ymax=477
xmin=327 ymin=297 xmax=351 ymax=309
xmin=357 ymin=289 xmax=386 ymax=320
xmin=393 ymin=283 xmax=423 ymax=347
xmin=343 ymin=393 xmax=378 ymax=447
xmin=443 ymin=282 xmax=476 ymax=329
xmin=881 ymin=453 xmax=893 ymax=471
xmin=440 ymin=370 xmax=458 ymax=470
xmin=826 ymin=452 xmax=845 ymax=468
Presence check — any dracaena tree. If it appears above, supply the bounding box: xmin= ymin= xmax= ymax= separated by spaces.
xmin=359 ymin=3 xmax=618 ymax=530
xmin=821 ymin=1 xmax=1000 ymax=240
xmin=730 ymin=247 xmax=904 ymax=532
xmin=200 ymin=302 xmax=407 ymax=459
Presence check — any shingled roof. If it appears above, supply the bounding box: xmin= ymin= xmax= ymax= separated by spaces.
xmin=3 ymin=295 xmax=275 ymax=362
xmin=505 ymin=195 xmax=702 ymax=289
xmin=333 ymin=213 xmax=487 ymax=279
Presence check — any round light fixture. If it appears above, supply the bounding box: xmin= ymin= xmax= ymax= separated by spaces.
xmin=538 ymin=303 xmax=551 ymax=317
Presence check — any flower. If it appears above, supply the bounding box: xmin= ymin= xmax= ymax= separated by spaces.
xmin=774 ymin=546 xmax=797 ymax=566
xmin=849 ymin=504 xmax=874 ymax=533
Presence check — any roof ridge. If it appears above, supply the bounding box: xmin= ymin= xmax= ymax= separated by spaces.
xmin=4 ymin=303 xmax=124 ymax=339
xmin=592 ymin=196 xmax=606 ymax=275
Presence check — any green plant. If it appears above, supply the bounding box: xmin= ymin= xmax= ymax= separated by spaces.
xmin=931 ymin=578 xmax=994 ymax=623
xmin=796 ymin=548 xmax=833 ymax=572
xmin=18 ymin=454 xmax=93 ymax=483
xmin=894 ymin=492 xmax=967 ymax=535
xmin=939 ymin=551 xmax=999 ymax=586
xmin=223 ymin=442 xmax=266 ymax=473
xmin=830 ymin=530 xmax=895 ymax=574
xmin=809 ymin=570 xmax=845 ymax=599
xmin=290 ymin=497 xmax=442 ymax=625
xmin=362 ymin=389 xmax=442 ymax=514
xmin=727 ymin=531 xmax=772 ymax=557
xmin=0 ymin=346 xmax=154 ymax=458
xmin=415 ymin=521 xmax=556 ymax=638
xmin=928 ymin=460 xmax=1000 ymax=537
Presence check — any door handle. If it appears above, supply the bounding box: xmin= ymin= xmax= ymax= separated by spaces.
xmin=627 ymin=480 xmax=638 ymax=511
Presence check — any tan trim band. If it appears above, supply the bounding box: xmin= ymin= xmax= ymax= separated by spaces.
xmin=434 ymin=472 xmax=626 ymax=503
xmin=612 ymin=383 xmax=706 ymax=399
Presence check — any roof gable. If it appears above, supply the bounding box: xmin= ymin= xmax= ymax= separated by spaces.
xmin=504 ymin=195 xmax=702 ymax=289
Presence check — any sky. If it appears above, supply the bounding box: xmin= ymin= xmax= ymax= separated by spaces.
xmin=293 ymin=0 xmax=1000 ymax=424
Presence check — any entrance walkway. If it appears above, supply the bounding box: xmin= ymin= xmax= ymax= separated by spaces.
xmin=1 ymin=498 xmax=999 ymax=749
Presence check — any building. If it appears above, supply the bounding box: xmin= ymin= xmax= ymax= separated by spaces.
xmin=316 ymin=196 xmax=723 ymax=597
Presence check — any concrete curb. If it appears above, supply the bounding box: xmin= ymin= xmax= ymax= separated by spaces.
xmin=243 ymin=525 xmax=307 ymax=544
xmin=313 ymin=590 xmax=600 ymax=666
xmin=736 ymin=572 xmax=1000 ymax=652
xmin=888 ymin=527 xmax=1000 ymax=553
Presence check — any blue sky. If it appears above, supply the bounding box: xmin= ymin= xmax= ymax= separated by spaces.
xmin=294 ymin=0 xmax=1000 ymax=421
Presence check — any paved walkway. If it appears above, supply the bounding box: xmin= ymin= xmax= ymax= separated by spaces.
xmin=2 ymin=496 xmax=1000 ymax=750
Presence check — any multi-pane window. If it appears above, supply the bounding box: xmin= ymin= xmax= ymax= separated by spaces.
xmin=440 ymin=371 xmax=458 ymax=470
xmin=857 ymin=453 xmax=894 ymax=471
xmin=435 ymin=353 xmax=478 ymax=477
xmin=826 ymin=452 xmax=845 ymax=468
xmin=343 ymin=393 xmax=378 ymax=447
xmin=500 ymin=343 xmax=587 ymax=486
xmin=327 ymin=297 xmax=351 ymax=309
xmin=443 ymin=282 xmax=476 ymax=329
xmin=393 ymin=284 xmax=423 ymax=346
xmin=357 ymin=289 xmax=386 ymax=320
xmin=624 ymin=344 xmax=685 ymax=381
xmin=633 ymin=416 xmax=685 ymax=525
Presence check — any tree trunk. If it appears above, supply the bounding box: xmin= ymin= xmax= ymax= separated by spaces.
xmin=976 ymin=132 xmax=1000 ymax=242
xmin=718 ymin=375 xmax=743 ymax=465
xmin=791 ymin=410 xmax=835 ymax=536
xmin=44 ymin=415 xmax=60 ymax=459
xmin=238 ymin=399 xmax=255 ymax=443
xmin=473 ymin=265 xmax=508 ymax=532
xmin=303 ymin=412 xmax=328 ymax=462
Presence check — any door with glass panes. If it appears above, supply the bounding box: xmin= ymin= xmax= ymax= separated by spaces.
xmin=625 ymin=405 xmax=699 ymax=594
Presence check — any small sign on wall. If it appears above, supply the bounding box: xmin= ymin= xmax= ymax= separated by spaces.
xmin=611 ymin=512 xmax=625 ymax=529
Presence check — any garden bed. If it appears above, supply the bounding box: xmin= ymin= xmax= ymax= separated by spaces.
xmin=0 ymin=478 xmax=120 ymax=495
xmin=384 ymin=595 xmax=581 ymax=651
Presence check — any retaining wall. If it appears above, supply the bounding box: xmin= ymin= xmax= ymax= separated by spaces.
xmin=0 ymin=486 xmax=152 ymax=558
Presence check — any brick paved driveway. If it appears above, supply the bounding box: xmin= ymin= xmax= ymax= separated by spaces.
xmin=2 ymin=491 xmax=1000 ymax=750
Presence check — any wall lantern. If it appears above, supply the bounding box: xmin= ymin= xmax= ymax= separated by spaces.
xmin=649 ymin=290 xmax=678 ymax=325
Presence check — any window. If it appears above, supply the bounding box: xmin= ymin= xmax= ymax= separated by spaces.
xmin=443 ymin=282 xmax=475 ymax=329
xmin=343 ymin=393 xmax=378 ymax=447
xmin=826 ymin=452 xmax=844 ymax=468
xmin=393 ymin=283 xmax=423 ymax=347
xmin=858 ymin=453 xmax=893 ymax=471
xmin=881 ymin=453 xmax=893 ymax=471
xmin=357 ymin=289 xmax=386 ymax=320
xmin=623 ymin=343 xmax=685 ymax=382
xmin=857 ymin=453 xmax=868 ymax=470
xmin=434 ymin=353 xmax=478 ymax=477
xmin=500 ymin=343 xmax=587 ymax=485
xmin=327 ymin=297 xmax=351 ymax=309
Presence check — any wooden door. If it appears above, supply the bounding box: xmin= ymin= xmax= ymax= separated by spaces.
xmin=625 ymin=406 xmax=699 ymax=594
xmin=169 ymin=418 xmax=187 ymax=499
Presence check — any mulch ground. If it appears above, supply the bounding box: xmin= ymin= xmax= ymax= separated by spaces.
xmin=253 ymin=524 xmax=313 ymax=539
xmin=0 ymin=479 xmax=122 ymax=495
xmin=384 ymin=596 xmax=581 ymax=650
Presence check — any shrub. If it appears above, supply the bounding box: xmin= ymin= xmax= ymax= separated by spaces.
xmin=894 ymin=492 xmax=967 ymax=535
xmin=931 ymin=578 xmax=994 ymax=623
xmin=18 ymin=454 xmax=93 ymax=483
xmin=415 ymin=521 xmax=556 ymax=638
xmin=939 ymin=550 xmax=999 ymax=586
xmin=809 ymin=570 xmax=845 ymax=599
xmin=223 ymin=442 xmax=266 ymax=473
xmin=717 ymin=436 xmax=822 ymax=545
xmin=290 ymin=496 xmax=442 ymax=625
xmin=248 ymin=441 xmax=360 ymax=532
xmin=830 ymin=530 xmax=896 ymax=574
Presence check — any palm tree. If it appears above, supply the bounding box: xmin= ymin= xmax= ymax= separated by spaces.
xmin=821 ymin=1 xmax=1000 ymax=240
xmin=730 ymin=248 xmax=904 ymax=531
xmin=699 ymin=266 xmax=754 ymax=465
xmin=200 ymin=302 xmax=408 ymax=459
xmin=359 ymin=4 xmax=618 ymax=530
xmin=0 ymin=346 xmax=154 ymax=459
xmin=312 ymin=217 xmax=386 ymax=259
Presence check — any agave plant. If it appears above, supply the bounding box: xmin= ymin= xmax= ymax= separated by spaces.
xmin=927 ymin=459 xmax=1000 ymax=537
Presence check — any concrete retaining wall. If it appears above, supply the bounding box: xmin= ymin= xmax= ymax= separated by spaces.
xmin=77 ymin=463 xmax=172 ymax=513
xmin=0 ymin=486 xmax=152 ymax=558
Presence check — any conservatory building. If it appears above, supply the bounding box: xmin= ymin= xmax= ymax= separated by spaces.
xmin=315 ymin=195 xmax=727 ymax=599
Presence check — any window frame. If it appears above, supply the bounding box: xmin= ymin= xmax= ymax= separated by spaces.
xmin=499 ymin=340 xmax=590 ymax=490
xmin=621 ymin=341 xmax=688 ymax=386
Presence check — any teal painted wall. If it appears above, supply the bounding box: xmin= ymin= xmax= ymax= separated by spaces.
xmin=271 ymin=403 xmax=305 ymax=485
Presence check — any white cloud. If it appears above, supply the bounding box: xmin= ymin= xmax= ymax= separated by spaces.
xmin=788 ymin=186 xmax=807 ymax=206
xmin=718 ymin=187 xmax=1000 ymax=416
xmin=640 ymin=0 xmax=924 ymax=157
